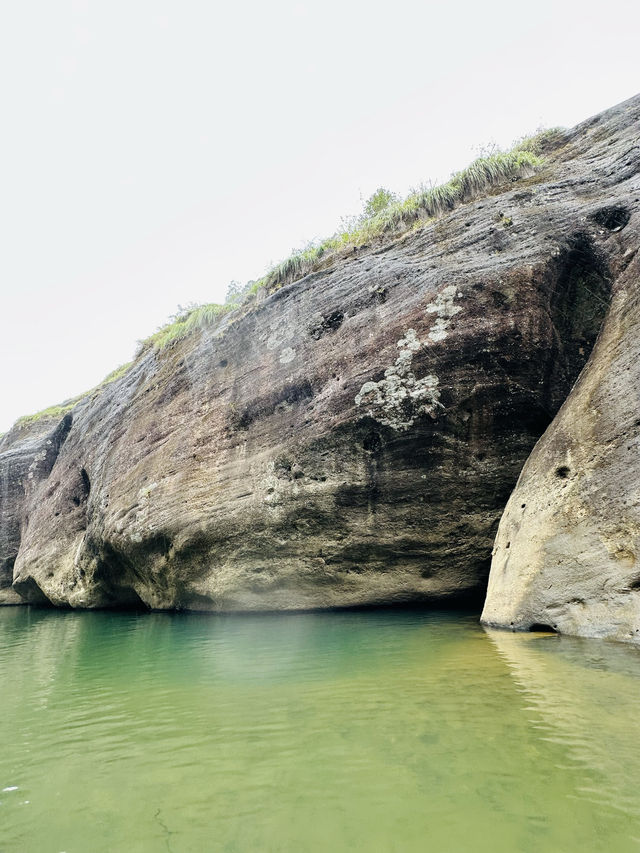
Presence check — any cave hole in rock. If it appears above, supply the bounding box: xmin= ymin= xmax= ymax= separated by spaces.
xmin=555 ymin=465 xmax=571 ymax=479
xmin=91 ymin=542 xmax=151 ymax=610
xmin=590 ymin=205 xmax=630 ymax=231
xmin=12 ymin=575 xmax=52 ymax=606
xmin=529 ymin=623 xmax=557 ymax=633
xmin=362 ymin=428 xmax=383 ymax=454
xmin=309 ymin=310 xmax=344 ymax=340
xmin=71 ymin=467 xmax=91 ymax=506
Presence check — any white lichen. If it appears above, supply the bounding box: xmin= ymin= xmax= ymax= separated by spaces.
xmin=426 ymin=284 xmax=462 ymax=342
xmin=355 ymin=329 xmax=443 ymax=431
xmin=279 ymin=347 xmax=296 ymax=364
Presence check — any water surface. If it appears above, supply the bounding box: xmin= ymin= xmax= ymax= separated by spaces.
xmin=1 ymin=607 xmax=639 ymax=852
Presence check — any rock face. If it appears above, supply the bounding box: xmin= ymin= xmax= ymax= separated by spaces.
xmin=2 ymin=94 xmax=639 ymax=613
xmin=482 ymin=235 xmax=640 ymax=642
xmin=0 ymin=415 xmax=74 ymax=605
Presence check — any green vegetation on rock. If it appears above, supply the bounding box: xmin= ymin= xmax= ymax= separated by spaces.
xmin=256 ymin=145 xmax=547 ymax=293
xmin=16 ymin=399 xmax=82 ymax=427
xmin=140 ymin=302 xmax=234 ymax=352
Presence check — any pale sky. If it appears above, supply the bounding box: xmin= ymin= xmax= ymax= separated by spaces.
xmin=1 ymin=0 xmax=639 ymax=432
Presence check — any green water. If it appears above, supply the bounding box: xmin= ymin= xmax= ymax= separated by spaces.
xmin=1 ymin=608 xmax=640 ymax=853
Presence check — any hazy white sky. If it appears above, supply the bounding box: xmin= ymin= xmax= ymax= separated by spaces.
xmin=1 ymin=0 xmax=639 ymax=432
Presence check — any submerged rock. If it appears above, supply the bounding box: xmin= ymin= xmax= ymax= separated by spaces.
xmin=2 ymin=93 xmax=639 ymax=613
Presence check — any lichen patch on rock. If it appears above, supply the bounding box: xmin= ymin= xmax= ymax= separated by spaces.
xmin=355 ymin=330 xmax=443 ymax=431
xmin=426 ymin=284 xmax=463 ymax=342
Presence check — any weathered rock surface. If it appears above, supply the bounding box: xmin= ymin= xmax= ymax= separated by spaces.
xmin=2 ymin=94 xmax=638 ymax=612
xmin=481 ymin=98 xmax=640 ymax=642
xmin=0 ymin=414 xmax=74 ymax=604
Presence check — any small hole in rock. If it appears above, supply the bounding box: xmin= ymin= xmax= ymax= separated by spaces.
xmin=555 ymin=466 xmax=571 ymax=479
xmin=529 ymin=623 xmax=556 ymax=633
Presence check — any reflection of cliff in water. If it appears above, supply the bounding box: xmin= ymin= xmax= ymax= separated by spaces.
xmin=486 ymin=628 xmax=640 ymax=819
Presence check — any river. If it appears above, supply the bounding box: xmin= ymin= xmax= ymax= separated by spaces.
xmin=1 ymin=607 xmax=639 ymax=852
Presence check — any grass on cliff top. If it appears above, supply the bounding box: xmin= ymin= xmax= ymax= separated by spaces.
xmin=256 ymin=143 xmax=550 ymax=292
xmin=16 ymin=398 xmax=84 ymax=427
xmin=16 ymin=361 xmax=134 ymax=427
xmin=140 ymin=129 xmax=561 ymax=354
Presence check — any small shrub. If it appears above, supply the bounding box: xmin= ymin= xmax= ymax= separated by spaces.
xmin=362 ymin=187 xmax=398 ymax=219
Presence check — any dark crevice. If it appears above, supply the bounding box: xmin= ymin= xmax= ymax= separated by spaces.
xmin=590 ymin=205 xmax=630 ymax=231
xmin=308 ymin=310 xmax=344 ymax=339
xmin=0 ymin=556 xmax=16 ymax=589
xmin=545 ymin=232 xmax=612 ymax=412
xmin=529 ymin=623 xmax=557 ymax=633
xmin=39 ymin=413 xmax=73 ymax=480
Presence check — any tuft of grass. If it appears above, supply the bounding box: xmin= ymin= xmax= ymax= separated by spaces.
xmin=17 ymin=398 xmax=82 ymax=427
xmin=140 ymin=302 xmax=233 ymax=352
xmin=513 ymin=127 xmax=566 ymax=155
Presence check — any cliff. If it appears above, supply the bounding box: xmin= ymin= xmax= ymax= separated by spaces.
xmin=481 ymin=125 xmax=640 ymax=641
xmin=2 ymin=94 xmax=638 ymax=617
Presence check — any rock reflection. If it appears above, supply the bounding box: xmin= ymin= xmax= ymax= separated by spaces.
xmin=486 ymin=627 xmax=640 ymax=818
